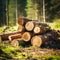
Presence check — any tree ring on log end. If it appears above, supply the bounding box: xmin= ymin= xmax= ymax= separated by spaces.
xmin=31 ymin=36 xmax=42 ymax=47
xmin=34 ymin=26 xmax=41 ymax=34
xmin=25 ymin=21 xmax=34 ymax=31
xmin=22 ymin=32 xmax=31 ymax=42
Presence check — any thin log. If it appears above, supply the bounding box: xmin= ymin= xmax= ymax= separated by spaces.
xmin=18 ymin=17 xmax=32 ymax=25
xmin=33 ymin=24 xmax=50 ymax=34
xmin=0 ymin=31 xmax=21 ymax=40
xmin=33 ymin=26 xmax=43 ymax=34
xmin=22 ymin=32 xmax=31 ymax=42
xmin=8 ymin=33 xmax=22 ymax=41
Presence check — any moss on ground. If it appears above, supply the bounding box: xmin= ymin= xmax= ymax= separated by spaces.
xmin=0 ymin=43 xmax=60 ymax=60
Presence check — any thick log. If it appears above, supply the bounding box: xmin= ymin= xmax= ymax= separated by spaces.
xmin=18 ymin=25 xmax=24 ymax=32
xmin=31 ymin=31 xmax=56 ymax=47
xmin=18 ymin=17 xmax=38 ymax=25
xmin=18 ymin=17 xmax=24 ymax=25
xmin=8 ymin=33 xmax=22 ymax=41
xmin=22 ymin=32 xmax=31 ymax=42
xmin=0 ymin=31 xmax=21 ymax=40
xmin=25 ymin=21 xmax=34 ymax=31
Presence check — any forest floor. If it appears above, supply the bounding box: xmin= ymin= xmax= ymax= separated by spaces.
xmin=0 ymin=42 xmax=60 ymax=60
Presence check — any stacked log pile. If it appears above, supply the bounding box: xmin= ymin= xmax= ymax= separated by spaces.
xmin=0 ymin=17 xmax=60 ymax=47
xmin=16 ymin=17 xmax=59 ymax=47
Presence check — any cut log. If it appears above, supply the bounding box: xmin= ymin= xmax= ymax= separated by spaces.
xmin=18 ymin=25 xmax=24 ymax=32
xmin=33 ymin=24 xmax=50 ymax=34
xmin=25 ymin=21 xmax=34 ymax=31
xmin=31 ymin=31 xmax=56 ymax=47
xmin=22 ymin=32 xmax=31 ymax=42
xmin=8 ymin=33 xmax=22 ymax=41
xmin=34 ymin=26 xmax=43 ymax=34
xmin=10 ymin=39 xmax=19 ymax=47
xmin=0 ymin=31 xmax=21 ymax=40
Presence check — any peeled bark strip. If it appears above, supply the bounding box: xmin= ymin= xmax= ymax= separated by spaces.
xmin=18 ymin=25 xmax=24 ymax=32
xmin=25 ymin=21 xmax=34 ymax=31
xmin=0 ymin=31 xmax=21 ymax=40
xmin=22 ymin=32 xmax=31 ymax=42
xmin=31 ymin=36 xmax=43 ymax=47
xmin=8 ymin=33 xmax=22 ymax=41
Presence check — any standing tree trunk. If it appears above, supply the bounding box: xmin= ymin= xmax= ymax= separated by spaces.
xmin=43 ymin=0 xmax=45 ymax=23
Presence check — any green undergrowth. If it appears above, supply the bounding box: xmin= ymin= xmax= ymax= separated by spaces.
xmin=0 ymin=43 xmax=60 ymax=60
xmin=0 ymin=25 xmax=18 ymax=33
xmin=49 ymin=19 xmax=60 ymax=30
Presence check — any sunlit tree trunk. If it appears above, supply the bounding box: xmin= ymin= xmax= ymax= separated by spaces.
xmin=43 ymin=0 xmax=45 ymax=23
xmin=16 ymin=0 xmax=18 ymax=25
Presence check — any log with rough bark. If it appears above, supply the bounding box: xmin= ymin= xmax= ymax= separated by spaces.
xmin=18 ymin=17 xmax=38 ymax=25
xmin=31 ymin=31 xmax=57 ymax=47
xmin=33 ymin=25 xmax=50 ymax=34
xmin=0 ymin=31 xmax=21 ymax=40
xmin=8 ymin=33 xmax=22 ymax=41
xmin=22 ymin=32 xmax=31 ymax=42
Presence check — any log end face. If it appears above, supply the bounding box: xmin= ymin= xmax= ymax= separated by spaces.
xmin=34 ymin=26 xmax=40 ymax=34
xmin=22 ymin=32 xmax=31 ymax=42
xmin=31 ymin=36 xmax=42 ymax=47
xmin=25 ymin=21 xmax=34 ymax=31
xmin=18 ymin=17 xmax=24 ymax=25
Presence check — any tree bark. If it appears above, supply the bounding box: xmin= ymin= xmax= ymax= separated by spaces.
xmin=31 ymin=31 xmax=57 ymax=47
xmin=33 ymin=25 xmax=50 ymax=34
xmin=8 ymin=33 xmax=22 ymax=41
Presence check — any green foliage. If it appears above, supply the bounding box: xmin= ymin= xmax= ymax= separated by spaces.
xmin=49 ymin=19 xmax=60 ymax=29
